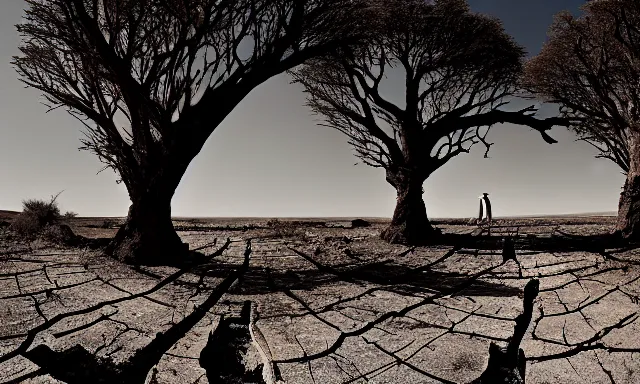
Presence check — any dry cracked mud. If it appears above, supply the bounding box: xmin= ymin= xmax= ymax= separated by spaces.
xmin=1 ymin=215 xmax=640 ymax=383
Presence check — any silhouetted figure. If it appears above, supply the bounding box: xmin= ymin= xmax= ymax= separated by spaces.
xmin=477 ymin=193 xmax=492 ymax=225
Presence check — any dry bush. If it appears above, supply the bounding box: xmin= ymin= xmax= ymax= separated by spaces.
xmin=9 ymin=192 xmax=76 ymax=242
xmin=40 ymin=223 xmax=76 ymax=244
xmin=22 ymin=195 xmax=61 ymax=227
xmin=9 ymin=213 xmax=41 ymax=239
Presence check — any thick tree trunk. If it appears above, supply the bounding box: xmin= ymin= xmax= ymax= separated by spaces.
xmin=381 ymin=176 xmax=438 ymax=245
xmin=617 ymin=133 xmax=640 ymax=241
xmin=105 ymin=190 xmax=188 ymax=265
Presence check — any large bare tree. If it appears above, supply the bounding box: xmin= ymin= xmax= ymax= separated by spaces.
xmin=13 ymin=0 xmax=372 ymax=264
xmin=292 ymin=0 xmax=567 ymax=245
xmin=522 ymin=0 xmax=640 ymax=240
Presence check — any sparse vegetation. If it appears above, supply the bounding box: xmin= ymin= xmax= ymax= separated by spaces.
xmin=9 ymin=212 xmax=41 ymax=239
xmin=21 ymin=193 xmax=61 ymax=227
xmin=40 ymin=223 xmax=75 ymax=244
xmin=9 ymin=192 xmax=76 ymax=243
xmin=10 ymin=192 xmax=62 ymax=238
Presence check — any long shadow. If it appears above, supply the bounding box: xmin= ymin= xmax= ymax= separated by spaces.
xmin=15 ymin=230 xmax=632 ymax=383
xmin=427 ymin=232 xmax=635 ymax=254
xmin=55 ymin=228 xmax=217 ymax=268
xmin=16 ymin=241 xmax=252 ymax=384
xmin=201 ymin=261 xmax=521 ymax=297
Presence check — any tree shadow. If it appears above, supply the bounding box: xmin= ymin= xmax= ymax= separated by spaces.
xmin=201 ymin=261 xmax=521 ymax=297
xmin=57 ymin=229 xmax=217 ymax=268
xmin=428 ymin=231 xmax=635 ymax=254
xmin=9 ymin=240 xmax=252 ymax=384
xmin=24 ymin=345 xmax=124 ymax=384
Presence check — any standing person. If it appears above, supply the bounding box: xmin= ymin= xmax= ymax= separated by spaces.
xmin=477 ymin=193 xmax=493 ymax=225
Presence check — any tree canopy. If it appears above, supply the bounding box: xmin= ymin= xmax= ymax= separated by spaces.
xmin=294 ymin=0 xmax=563 ymax=179
xmin=522 ymin=0 xmax=640 ymax=174
xmin=292 ymin=0 xmax=567 ymax=244
xmin=14 ymin=0 xmax=372 ymax=192
xmin=523 ymin=0 xmax=640 ymax=240
xmin=13 ymin=0 xmax=373 ymax=262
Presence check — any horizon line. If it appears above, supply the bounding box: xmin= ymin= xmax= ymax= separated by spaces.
xmin=66 ymin=211 xmax=620 ymax=219
xmin=0 ymin=210 xmax=619 ymax=219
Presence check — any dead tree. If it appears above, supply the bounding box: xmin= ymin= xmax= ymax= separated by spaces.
xmin=292 ymin=0 xmax=568 ymax=246
xmin=12 ymin=0 xmax=373 ymax=264
xmin=522 ymin=0 xmax=640 ymax=241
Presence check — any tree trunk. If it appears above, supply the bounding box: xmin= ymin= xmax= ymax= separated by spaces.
xmin=381 ymin=176 xmax=438 ymax=245
xmin=105 ymin=190 xmax=187 ymax=265
xmin=617 ymin=132 xmax=640 ymax=241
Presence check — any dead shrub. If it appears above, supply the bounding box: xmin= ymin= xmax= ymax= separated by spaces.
xmin=9 ymin=213 xmax=41 ymax=239
xmin=40 ymin=223 xmax=76 ymax=244
xmin=9 ymin=191 xmax=76 ymax=243
xmin=22 ymin=195 xmax=61 ymax=227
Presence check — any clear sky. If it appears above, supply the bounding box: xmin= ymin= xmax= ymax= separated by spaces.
xmin=0 ymin=0 xmax=623 ymax=219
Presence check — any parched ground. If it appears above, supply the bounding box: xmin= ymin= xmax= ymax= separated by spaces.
xmin=2 ymin=215 xmax=640 ymax=383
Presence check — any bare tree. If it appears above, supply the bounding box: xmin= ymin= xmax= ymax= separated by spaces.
xmin=12 ymin=0 xmax=372 ymax=264
xmin=522 ymin=0 xmax=640 ymax=240
xmin=292 ymin=0 xmax=567 ymax=245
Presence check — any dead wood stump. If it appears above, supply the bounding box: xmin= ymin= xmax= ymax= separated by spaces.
xmin=470 ymin=279 xmax=539 ymax=384
xmin=199 ymin=301 xmax=266 ymax=384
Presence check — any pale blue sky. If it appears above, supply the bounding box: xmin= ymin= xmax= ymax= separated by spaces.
xmin=0 ymin=0 xmax=623 ymax=218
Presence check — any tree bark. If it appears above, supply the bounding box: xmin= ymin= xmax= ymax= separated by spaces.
xmin=617 ymin=132 xmax=640 ymax=241
xmin=105 ymin=185 xmax=187 ymax=265
xmin=381 ymin=173 xmax=438 ymax=245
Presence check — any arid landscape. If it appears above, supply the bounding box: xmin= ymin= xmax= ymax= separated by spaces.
xmin=2 ymin=212 xmax=640 ymax=383
xmin=5 ymin=1 xmax=640 ymax=383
